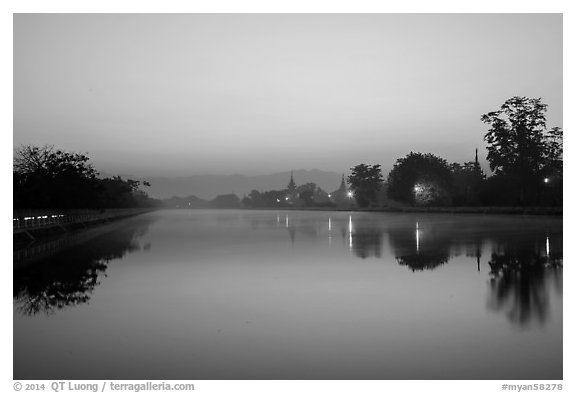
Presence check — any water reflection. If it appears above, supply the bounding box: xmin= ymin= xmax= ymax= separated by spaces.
xmin=487 ymin=239 xmax=563 ymax=327
xmin=13 ymin=210 xmax=563 ymax=379
xmin=464 ymin=242 xmax=483 ymax=272
xmin=265 ymin=212 xmax=563 ymax=327
xmin=387 ymin=220 xmax=451 ymax=271
xmin=14 ymin=217 xmax=153 ymax=316
xmin=350 ymin=222 xmax=384 ymax=259
xmin=253 ymin=213 xmax=562 ymax=277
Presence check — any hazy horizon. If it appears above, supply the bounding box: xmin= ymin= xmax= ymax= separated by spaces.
xmin=14 ymin=14 xmax=562 ymax=178
xmin=142 ymin=168 xmax=345 ymax=199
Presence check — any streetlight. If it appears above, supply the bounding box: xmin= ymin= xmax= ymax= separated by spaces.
xmin=347 ymin=191 xmax=353 ymax=198
xmin=544 ymin=178 xmax=550 ymax=184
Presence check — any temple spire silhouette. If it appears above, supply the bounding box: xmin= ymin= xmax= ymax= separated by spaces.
xmin=287 ymin=170 xmax=297 ymax=195
xmin=338 ymin=174 xmax=347 ymax=193
xmin=473 ymin=148 xmax=484 ymax=177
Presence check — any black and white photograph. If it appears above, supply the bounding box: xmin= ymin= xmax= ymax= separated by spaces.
xmin=10 ymin=9 xmax=565 ymax=389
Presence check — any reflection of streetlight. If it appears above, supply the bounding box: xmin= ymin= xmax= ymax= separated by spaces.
xmin=348 ymin=215 xmax=353 ymax=249
xmin=415 ymin=221 xmax=420 ymax=253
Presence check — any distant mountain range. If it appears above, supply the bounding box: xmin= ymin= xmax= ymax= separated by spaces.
xmin=141 ymin=169 xmax=344 ymax=199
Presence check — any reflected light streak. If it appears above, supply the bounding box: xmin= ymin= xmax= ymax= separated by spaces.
xmin=546 ymin=236 xmax=550 ymax=257
xmin=349 ymin=215 xmax=353 ymax=249
xmin=416 ymin=221 xmax=420 ymax=254
xmin=285 ymin=216 xmax=289 ymax=228
xmin=328 ymin=217 xmax=332 ymax=232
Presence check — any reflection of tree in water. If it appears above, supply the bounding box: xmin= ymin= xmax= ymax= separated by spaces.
xmin=14 ymin=221 xmax=151 ymax=316
xmin=487 ymin=243 xmax=562 ymax=327
xmin=464 ymin=242 xmax=483 ymax=271
xmin=396 ymin=253 xmax=449 ymax=272
xmin=352 ymin=227 xmax=384 ymax=259
xmin=387 ymin=221 xmax=452 ymax=271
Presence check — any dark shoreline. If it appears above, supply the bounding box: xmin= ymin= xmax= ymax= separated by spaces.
xmin=13 ymin=208 xmax=155 ymax=247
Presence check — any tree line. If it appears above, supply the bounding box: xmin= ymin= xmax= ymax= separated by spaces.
xmin=13 ymin=96 xmax=562 ymax=210
xmin=13 ymin=145 xmax=160 ymax=210
xmin=348 ymin=97 xmax=562 ymax=208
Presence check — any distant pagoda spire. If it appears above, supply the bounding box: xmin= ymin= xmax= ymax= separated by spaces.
xmin=287 ymin=170 xmax=297 ymax=194
xmin=473 ymin=148 xmax=484 ymax=179
xmin=338 ymin=174 xmax=347 ymax=192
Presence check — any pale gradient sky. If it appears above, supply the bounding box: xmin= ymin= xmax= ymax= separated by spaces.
xmin=13 ymin=13 xmax=562 ymax=177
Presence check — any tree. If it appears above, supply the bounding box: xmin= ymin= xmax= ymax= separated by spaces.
xmin=13 ymin=145 xmax=55 ymax=174
xmin=450 ymin=156 xmax=485 ymax=206
xmin=97 ymin=176 xmax=143 ymax=208
xmin=14 ymin=145 xmax=99 ymax=209
xmin=481 ymin=96 xmax=563 ymax=205
xmin=296 ymin=182 xmax=317 ymax=206
xmin=347 ymin=164 xmax=383 ymax=207
xmin=387 ymin=152 xmax=453 ymax=206
xmin=14 ymin=144 xmax=156 ymax=209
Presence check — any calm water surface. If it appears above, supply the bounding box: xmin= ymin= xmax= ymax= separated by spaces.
xmin=13 ymin=210 xmax=563 ymax=379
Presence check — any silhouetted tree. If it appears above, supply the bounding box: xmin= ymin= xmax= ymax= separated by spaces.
xmin=13 ymin=145 xmax=56 ymax=174
xmin=481 ymin=97 xmax=563 ymax=205
xmin=242 ymin=189 xmax=292 ymax=208
xmin=243 ymin=189 xmax=262 ymax=207
xmin=97 ymin=176 xmax=150 ymax=208
xmin=296 ymin=183 xmax=318 ymax=206
xmin=14 ymin=145 xmax=99 ymax=209
xmin=14 ymin=145 xmax=157 ymax=209
xmin=210 ymin=194 xmax=242 ymax=208
xmin=450 ymin=158 xmax=485 ymax=206
xmin=387 ymin=152 xmax=453 ymax=206
xmin=347 ymin=164 xmax=383 ymax=207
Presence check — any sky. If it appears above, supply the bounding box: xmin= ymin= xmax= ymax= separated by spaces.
xmin=13 ymin=13 xmax=563 ymax=177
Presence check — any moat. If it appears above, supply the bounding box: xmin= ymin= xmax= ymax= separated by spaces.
xmin=13 ymin=209 xmax=563 ymax=380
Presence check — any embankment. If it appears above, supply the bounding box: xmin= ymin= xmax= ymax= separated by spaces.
xmin=13 ymin=208 xmax=155 ymax=245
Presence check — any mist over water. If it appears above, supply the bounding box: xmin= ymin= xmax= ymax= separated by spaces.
xmin=13 ymin=210 xmax=562 ymax=380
